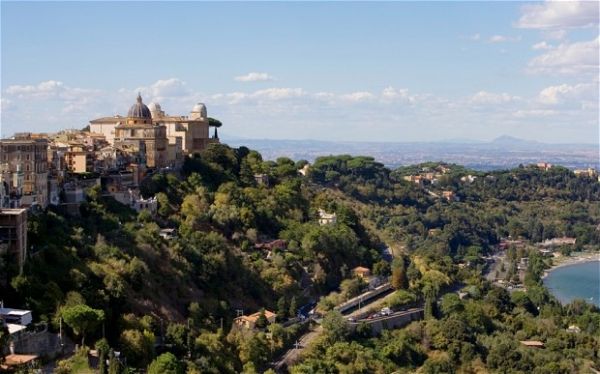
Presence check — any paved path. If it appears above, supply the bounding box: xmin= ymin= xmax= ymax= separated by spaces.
xmin=272 ymin=326 xmax=322 ymax=371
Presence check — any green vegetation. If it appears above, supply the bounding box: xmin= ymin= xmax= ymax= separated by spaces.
xmin=1 ymin=148 xmax=598 ymax=373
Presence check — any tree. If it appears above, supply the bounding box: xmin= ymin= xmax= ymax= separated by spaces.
xmin=440 ymin=294 xmax=463 ymax=316
xmin=391 ymin=258 xmax=408 ymax=290
xmin=0 ymin=324 xmax=9 ymax=364
xmin=277 ymin=296 xmax=287 ymax=320
xmin=373 ymin=260 xmax=391 ymax=277
xmin=96 ymin=338 xmax=110 ymax=374
xmin=208 ymin=117 xmax=223 ymax=128
xmin=120 ymin=329 xmax=155 ymax=367
xmin=147 ymin=352 xmax=183 ymax=374
xmin=61 ymin=304 xmax=105 ymax=346
xmin=108 ymin=349 xmax=120 ymax=374
xmin=423 ymin=285 xmax=438 ymax=320
xmin=255 ymin=309 xmax=268 ymax=329
xmin=322 ymin=311 xmax=349 ymax=344
xmin=98 ymin=348 xmax=107 ymax=374
xmin=288 ymin=296 xmax=298 ymax=319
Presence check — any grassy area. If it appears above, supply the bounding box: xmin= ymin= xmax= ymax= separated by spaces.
xmin=55 ymin=350 xmax=94 ymax=374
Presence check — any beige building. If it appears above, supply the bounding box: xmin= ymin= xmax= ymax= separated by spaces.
xmin=150 ymin=102 xmax=217 ymax=155
xmin=574 ymin=168 xmax=597 ymax=178
xmin=0 ymin=134 xmax=49 ymax=208
xmin=89 ymin=116 xmax=124 ymax=144
xmin=233 ymin=310 xmax=277 ymax=330
xmin=90 ymin=97 xmax=218 ymax=163
xmin=64 ymin=143 xmax=93 ymax=173
xmin=0 ymin=208 xmax=28 ymax=274
xmin=113 ymin=94 xmax=168 ymax=168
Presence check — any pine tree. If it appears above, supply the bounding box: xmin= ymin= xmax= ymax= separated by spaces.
xmin=255 ymin=308 xmax=268 ymax=329
xmin=277 ymin=296 xmax=287 ymax=320
xmin=108 ymin=349 xmax=120 ymax=374
xmin=288 ymin=296 xmax=298 ymax=319
xmin=98 ymin=348 xmax=107 ymax=374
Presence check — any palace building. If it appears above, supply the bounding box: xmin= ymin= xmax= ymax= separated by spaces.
xmin=90 ymin=94 xmax=218 ymax=168
xmin=113 ymin=94 xmax=168 ymax=168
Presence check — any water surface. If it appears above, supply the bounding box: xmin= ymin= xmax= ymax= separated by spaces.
xmin=544 ymin=260 xmax=600 ymax=307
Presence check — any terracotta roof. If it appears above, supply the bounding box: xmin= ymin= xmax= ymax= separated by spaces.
xmin=3 ymin=354 xmax=38 ymax=365
xmin=520 ymin=340 xmax=544 ymax=347
xmin=239 ymin=310 xmax=277 ymax=322
xmin=90 ymin=117 xmax=124 ymax=124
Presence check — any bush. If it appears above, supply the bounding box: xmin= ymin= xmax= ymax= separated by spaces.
xmin=147 ymin=352 xmax=183 ymax=374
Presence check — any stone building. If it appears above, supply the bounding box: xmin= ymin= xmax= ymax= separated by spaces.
xmin=64 ymin=143 xmax=93 ymax=173
xmin=150 ymin=102 xmax=218 ymax=155
xmin=90 ymin=96 xmax=219 ymax=166
xmin=0 ymin=208 xmax=28 ymax=274
xmin=0 ymin=134 xmax=49 ymax=208
xmin=113 ymin=94 xmax=168 ymax=168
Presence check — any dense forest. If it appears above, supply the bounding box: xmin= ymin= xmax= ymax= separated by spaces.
xmin=1 ymin=143 xmax=599 ymax=373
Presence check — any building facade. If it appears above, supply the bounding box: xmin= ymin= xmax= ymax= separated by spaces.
xmin=0 ymin=134 xmax=49 ymax=208
xmin=90 ymin=96 xmax=218 ymax=163
xmin=64 ymin=143 xmax=93 ymax=173
xmin=113 ymin=94 xmax=168 ymax=168
xmin=0 ymin=208 xmax=28 ymax=274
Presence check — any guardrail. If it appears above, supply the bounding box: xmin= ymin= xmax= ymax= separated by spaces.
xmin=334 ymin=282 xmax=393 ymax=314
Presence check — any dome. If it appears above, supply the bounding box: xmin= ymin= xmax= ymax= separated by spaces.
xmin=127 ymin=93 xmax=152 ymax=119
xmin=191 ymin=103 xmax=207 ymax=117
xmin=148 ymin=102 xmax=161 ymax=112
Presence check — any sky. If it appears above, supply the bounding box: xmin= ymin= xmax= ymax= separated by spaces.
xmin=1 ymin=1 xmax=598 ymax=144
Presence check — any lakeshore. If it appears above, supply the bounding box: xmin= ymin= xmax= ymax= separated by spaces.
xmin=543 ymin=251 xmax=600 ymax=279
xmin=543 ymin=252 xmax=600 ymax=307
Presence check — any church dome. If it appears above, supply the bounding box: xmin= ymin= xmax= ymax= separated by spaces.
xmin=191 ymin=103 xmax=207 ymax=117
xmin=128 ymin=93 xmax=152 ymax=119
xmin=148 ymin=102 xmax=161 ymax=112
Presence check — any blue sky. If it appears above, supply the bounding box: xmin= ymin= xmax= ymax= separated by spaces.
xmin=1 ymin=1 xmax=598 ymax=143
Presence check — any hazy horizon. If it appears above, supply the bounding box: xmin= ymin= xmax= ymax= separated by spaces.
xmin=1 ymin=1 xmax=599 ymax=144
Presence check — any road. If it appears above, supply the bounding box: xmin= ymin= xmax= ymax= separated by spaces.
xmin=271 ymin=283 xmax=395 ymax=372
xmin=272 ymin=244 xmax=397 ymax=372
xmin=272 ymin=326 xmax=322 ymax=371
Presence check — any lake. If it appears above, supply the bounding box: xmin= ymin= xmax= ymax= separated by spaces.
xmin=544 ymin=260 xmax=600 ymax=308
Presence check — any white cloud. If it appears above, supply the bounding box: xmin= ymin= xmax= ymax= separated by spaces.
xmin=513 ymin=109 xmax=558 ymax=118
xmin=538 ymin=82 xmax=597 ymax=105
xmin=528 ymin=37 xmax=599 ymax=74
xmin=470 ymin=91 xmax=519 ymax=105
xmin=6 ymin=80 xmax=65 ymax=98
xmin=340 ymin=91 xmax=375 ymax=102
xmin=532 ymin=41 xmax=554 ymax=50
xmin=135 ymin=78 xmax=190 ymax=102
xmin=234 ymin=72 xmax=275 ymax=82
xmin=252 ymin=88 xmax=304 ymax=100
xmin=381 ymin=87 xmax=416 ymax=103
xmin=469 ymin=33 xmax=481 ymax=41
xmin=542 ymin=29 xmax=567 ymax=41
xmin=488 ymin=35 xmax=522 ymax=43
xmin=517 ymin=1 xmax=599 ymax=29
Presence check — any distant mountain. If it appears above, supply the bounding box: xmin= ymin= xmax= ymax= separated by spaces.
xmin=490 ymin=135 xmax=542 ymax=147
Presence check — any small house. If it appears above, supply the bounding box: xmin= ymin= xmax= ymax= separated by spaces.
xmin=234 ymin=310 xmax=277 ymax=330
